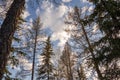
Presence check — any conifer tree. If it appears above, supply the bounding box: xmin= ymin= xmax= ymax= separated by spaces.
xmin=88 ymin=0 xmax=120 ymax=79
xmin=60 ymin=42 xmax=74 ymax=80
xmin=37 ymin=36 xmax=54 ymax=80
xmin=0 ymin=0 xmax=25 ymax=79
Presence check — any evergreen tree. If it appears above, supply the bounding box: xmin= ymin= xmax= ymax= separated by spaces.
xmin=60 ymin=42 xmax=75 ymax=80
xmin=0 ymin=0 xmax=25 ymax=79
xmin=88 ymin=0 xmax=120 ymax=79
xmin=37 ymin=36 xmax=54 ymax=80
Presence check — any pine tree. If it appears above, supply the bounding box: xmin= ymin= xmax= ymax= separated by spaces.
xmin=37 ymin=36 xmax=54 ymax=80
xmin=0 ymin=0 xmax=25 ymax=79
xmin=88 ymin=0 xmax=120 ymax=79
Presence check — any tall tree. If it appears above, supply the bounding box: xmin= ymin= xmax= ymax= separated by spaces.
xmin=60 ymin=42 xmax=75 ymax=80
xmin=31 ymin=17 xmax=42 ymax=80
xmin=88 ymin=0 xmax=120 ymax=79
xmin=37 ymin=36 xmax=54 ymax=80
xmin=11 ymin=16 xmax=44 ymax=79
xmin=73 ymin=7 xmax=103 ymax=79
xmin=0 ymin=0 xmax=25 ymax=79
xmin=65 ymin=6 xmax=103 ymax=79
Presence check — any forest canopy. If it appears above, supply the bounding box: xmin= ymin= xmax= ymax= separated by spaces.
xmin=0 ymin=0 xmax=119 ymax=80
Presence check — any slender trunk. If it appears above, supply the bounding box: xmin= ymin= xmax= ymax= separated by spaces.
xmin=66 ymin=65 xmax=69 ymax=80
xmin=64 ymin=44 xmax=70 ymax=80
xmin=48 ymin=71 xmax=50 ymax=80
xmin=81 ymin=22 xmax=103 ymax=80
xmin=75 ymin=7 xmax=103 ymax=80
xmin=77 ymin=68 xmax=81 ymax=80
xmin=31 ymin=26 xmax=38 ymax=80
xmin=65 ymin=43 xmax=73 ymax=80
xmin=68 ymin=48 xmax=73 ymax=80
xmin=57 ymin=69 xmax=59 ymax=80
xmin=48 ymin=63 xmax=50 ymax=80
xmin=0 ymin=0 xmax=25 ymax=79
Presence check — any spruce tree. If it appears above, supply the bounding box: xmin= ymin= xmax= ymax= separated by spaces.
xmin=37 ymin=36 xmax=54 ymax=80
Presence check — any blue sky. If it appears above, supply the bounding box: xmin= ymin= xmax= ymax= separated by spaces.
xmin=0 ymin=0 xmax=96 ymax=80
xmin=23 ymin=0 xmax=94 ymax=49
xmin=22 ymin=1 xmax=94 ymax=79
xmin=19 ymin=1 xmax=95 ymax=79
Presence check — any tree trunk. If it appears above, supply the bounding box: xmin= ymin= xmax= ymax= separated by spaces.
xmin=68 ymin=48 xmax=73 ymax=80
xmin=74 ymin=7 xmax=103 ymax=80
xmin=80 ymin=21 xmax=103 ymax=80
xmin=31 ymin=26 xmax=38 ymax=80
xmin=0 ymin=0 xmax=25 ymax=79
xmin=77 ymin=67 xmax=81 ymax=80
xmin=47 ymin=64 xmax=50 ymax=80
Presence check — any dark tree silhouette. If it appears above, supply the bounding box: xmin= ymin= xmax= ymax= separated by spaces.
xmin=88 ymin=0 xmax=120 ymax=79
xmin=0 ymin=0 xmax=25 ymax=79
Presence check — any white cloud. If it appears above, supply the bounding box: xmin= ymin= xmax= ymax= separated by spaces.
xmin=41 ymin=0 xmax=53 ymax=10
xmin=52 ymin=31 xmax=70 ymax=47
xmin=62 ymin=0 xmax=72 ymax=3
xmin=82 ymin=0 xmax=88 ymax=3
xmin=40 ymin=3 xmax=70 ymax=47
xmin=41 ymin=4 xmax=68 ymax=29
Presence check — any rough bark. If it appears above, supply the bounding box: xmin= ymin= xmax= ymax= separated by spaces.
xmin=0 ymin=0 xmax=25 ymax=79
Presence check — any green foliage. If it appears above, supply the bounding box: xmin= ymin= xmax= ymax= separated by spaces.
xmin=88 ymin=0 xmax=120 ymax=79
xmin=37 ymin=36 xmax=54 ymax=80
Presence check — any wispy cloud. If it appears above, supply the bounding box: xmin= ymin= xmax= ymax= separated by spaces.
xmin=40 ymin=2 xmax=71 ymax=47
